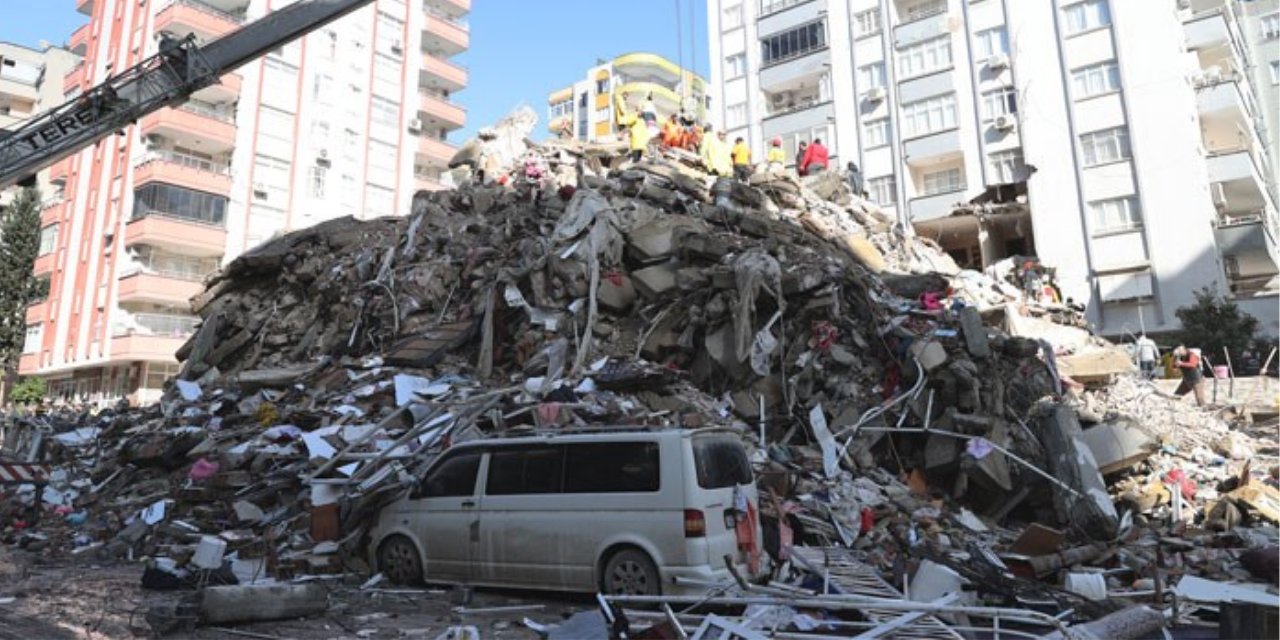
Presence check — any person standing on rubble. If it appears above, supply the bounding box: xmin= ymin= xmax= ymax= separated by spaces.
xmin=795 ymin=141 xmax=808 ymax=176
xmin=800 ymin=138 xmax=829 ymax=175
xmin=731 ymin=136 xmax=752 ymax=181
xmin=700 ymin=125 xmax=733 ymax=177
xmin=1135 ymin=333 xmax=1160 ymax=379
xmin=616 ymin=96 xmax=651 ymax=163
xmin=1173 ymin=346 xmax=1207 ymax=406
xmin=766 ymin=137 xmax=786 ymax=171
xmin=845 ymin=162 xmax=866 ymax=198
xmin=660 ymin=113 xmax=682 ymax=149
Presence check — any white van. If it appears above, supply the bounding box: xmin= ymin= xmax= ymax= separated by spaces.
xmin=367 ymin=427 xmax=761 ymax=595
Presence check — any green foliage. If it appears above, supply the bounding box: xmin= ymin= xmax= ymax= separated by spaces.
xmin=1174 ymin=288 xmax=1260 ymax=363
xmin=0 ymin=187 xmax=48 ymax=370
xmin=9 ymin=376 xmax=45 ymax=405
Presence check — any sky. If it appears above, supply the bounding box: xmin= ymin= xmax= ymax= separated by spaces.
xmin=0 ymin=0 xmax=711 ymax=142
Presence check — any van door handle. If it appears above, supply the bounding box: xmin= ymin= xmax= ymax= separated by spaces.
xmin=461 ymin=500 xmax=476 ymax=508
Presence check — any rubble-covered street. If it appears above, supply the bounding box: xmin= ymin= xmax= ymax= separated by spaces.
xmin=2 ymin=109 xmax=1278 ymax=639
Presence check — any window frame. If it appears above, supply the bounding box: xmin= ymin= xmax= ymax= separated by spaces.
xmin=868 ymin=175 xmax=897 ymax=205
xmin=725 ymin=53 xmax=747 ymax=80
xmin=974 ymin=27 xmax=1008 ymax=59
xmin=1089 ymin=196 xmax=1143 ymax=234
xmin=901 ymin=93 xmax=958 ymax=138
xmin=859 ymin=62 xmax=886 ymax=89
xmin=414 ymin=450 xmax=483 ymax=499
xmin=1079 ymin=126 xmax=1131 ymax=167
xmin=1062 ymin=0 xmax=1111 ymax=36
xmin=855 ymin=8 xmax=882 ymax=38
xmin=863 ymin=118 xmax=891 ymax=148
xmin=896 ymin=35 xmax=952 ymax=80
xmin=1071 ymin=60 xmax=1121 ymax=98
xmin=921 ymin=167 xmax=965 ymax=195
xmin=988 ymin=149 xmax=1026 ymax=184
xmin=981 ymin=87 xmax=1017 ymax=120
xmin=760 ymin=20 xmax=828 ymax=67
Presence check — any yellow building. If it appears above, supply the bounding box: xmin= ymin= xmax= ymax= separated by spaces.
xmin=547 ymin=52 xmax=709 ymax=141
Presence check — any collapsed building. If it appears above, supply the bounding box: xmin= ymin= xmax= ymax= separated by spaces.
xmin=1 ymin=108 xmax=1277 ymax=638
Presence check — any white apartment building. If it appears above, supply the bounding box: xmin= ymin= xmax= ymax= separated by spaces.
xmin=708 ymin=0 xmax=1279 ymax=338
xmin=0 ymin=41 xmax=81 ymax=206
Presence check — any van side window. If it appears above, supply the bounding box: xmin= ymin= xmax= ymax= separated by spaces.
xmin=487 ymin=446 xmax=564 ymax=495
xmin=417 ymin=451 xmax=482 ymax=498
xmin=692 ymin=435 xmax=753 ymax=489
xmin=564 ymin=442 xmax=659 ymax=493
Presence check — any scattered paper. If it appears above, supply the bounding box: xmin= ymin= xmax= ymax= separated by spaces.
xmin=302 ymin=432 xmax=337 ymax=460
xmin=141 ymin=499 xmax=167 ymax=525
xmin=394 ymin=374 xmax=451 ymax=407
xmin=175 ymin=379 xmax=202 ymax=401
xmin=809 ymin=404 xmax=839 ymax=478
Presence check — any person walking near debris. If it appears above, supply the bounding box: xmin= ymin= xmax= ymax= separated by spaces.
xmin=1135 ymin=333 xmax=1159 ymax=379
xmin=845 ymin=162 xmax=866 ymax=198
xmin=800 ymin=138 xmax=829 ymax=175
xmin=701 ymin=125 xmax=732 ymax=177
xmin=731 ymin=137 xmax=752 ymax=181
xmin=795 ymin=141 xmax=808 ymax=176
xmin=1173 ymin=346 xmax=1207 ymax=406
xmin=615 ymin=95 xmax=651 ymax=163
xmin=766 ymin=137 xmax=786 ymax=171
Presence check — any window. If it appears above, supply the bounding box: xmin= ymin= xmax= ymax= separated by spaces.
xmin=38 ymin=224 xmax=57 ymax=255
xmin=563 ymin=442 xmax=660 ymax=493
xmin=1261 ymin=13 xmax=1279 ymax=39
xmin=859 ymin=62 xmax=886 ymax=89
xmin=132 ymin=183 xmax=228 ymax=225
xmin=419 ymin=451 xmax=482 ymax=498
xmin=22 ymin=324 xmax=41 ymax=354
xmin=1079 ymin=126 xmax=1130 ymax=166
xmin=868 ymin=176 xmax=897 ymax=205
xmin=486 ymin=447 xmax=564 ymax=495
xmin=974 ymin=27 xmax=1008 ymax=59
xmin=981 ymin=87 xmax=1017 ymax=120
xmin=693 ymin=435 xmax=752 ymax=489
xmin=252 ymin=154 xmax=291 ymax=201
xmin=855 ymin=8 xmax=882 ymax=37
xmin=143 ymin=363 xmax=180 ymax=390
xmin=897 ymin=35 xmax=952 ymax=79
xmin=371 ymin=96 xmax=399 ymax=127
xmin=761 ymin=20 xmax=827 ymax=66
xmin=901 ymin=93 xmax=957 ymax=137
xmin=596 ymin=76 xmax=609 ymax=94
xmin=308 ymin=165 xmax=327 ymax=199
xmin=1090 ymin=197 xmax=1142 ymax=233
xmin=1270 ymin=60 xmax=1280 ymax=86
xmin=722 ymin=3 xmax=743 ymax=29
xmin=1063 ymin=0 xmax=1110 ymax=35
xmin=863 ymin=118 xmax=890 ymax=148
xmin=989 ymin=149 xmax=1026 ymax=184
xmin=725 ymin=53 xmax=747 ymax=79
xmin=312 ymin=73 xmax=333 ymax=104
xmin=727 ymin=102 xmax=747 ymax=127
xmin=375 ymin=11 xmax=405 ymax=55
xmin=1071 ymin=60 xmax=1120 ymax=97
xmin=922 ymin=167 xmax=965 ymax=194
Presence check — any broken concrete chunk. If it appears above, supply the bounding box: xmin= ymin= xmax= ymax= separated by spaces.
xmin=631 ymin=264 xmax=679 ymax=299
xmin=596 ymin=275 xmax=636 ymax=313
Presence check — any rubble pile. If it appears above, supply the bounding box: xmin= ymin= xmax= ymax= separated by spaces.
xmin=2 ymin=111 xmax=1277 ymax=637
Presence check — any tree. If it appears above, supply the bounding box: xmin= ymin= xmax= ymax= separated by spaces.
xmin=0 ymin=187 xmax=48 ymax=371
xmin=9 ymin=376 xmax=45 ymax=405
xmin=1174 ymin=287 xmax=1259 ymax=365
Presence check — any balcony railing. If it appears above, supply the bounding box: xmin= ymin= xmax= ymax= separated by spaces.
xmin=132 ymin=209 xmax=227 ymax=228
xmin=158 ymin=0 xmax=246 ymax=25
xmin=178 ymin=101 xmax=235 ymax=123
xmin=424 ymin=4 xmax=469 ymax=29
xmin=120 ymin=312 xmax=199 ymax=337
xmin=137 ymin=149 xmax=230 ymax=175
xmin=759 ymin=0 xmax=813 ymax=17
xmin=899 ymin=1 xmax=948 ymax=25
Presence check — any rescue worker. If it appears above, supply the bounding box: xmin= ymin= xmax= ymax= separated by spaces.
xmin=1173 ymin=346 xmax=1207 ymax=406
xmin=615 ymin=93 xmax=650 ymax=163
xmin=660 ymin=113 xmax=683 ymax=149
xmin=731 ymin=136 xmax=752 ymax=181
xmin=766 ymin=137 xmax=786 ymax=171
xmin=1135 ymin=333 xmax=1159 ymax=379
xmin=800 ymin=138 xmax=829 ymax=175
xmin=700 ymin=125 xmax=733 ymax=177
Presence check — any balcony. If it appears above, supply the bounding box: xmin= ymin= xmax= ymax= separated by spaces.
xmin=416 ymin=135 xmax=457 ymax=168
xmin=69 ymin=24 xmax=90 ymax=56
xmin=18 ymin=353 xmax=39 ymax=375
xmin=421 ymin=55 xmax=468 ymax=92
xmin=761 ymin=100 xmax=835 ymax=143
xmin=110 ymin=333 xmax=189 ymax=363
xmin=893 ymin=3 xmax=950 ymax=49
xmin=32 ymin=253 xmax=55 ymax=276
xmin=49 ymin=158 xmax=70 ymax=185
xmin=759 ymin=48 xmax=830 ymax=92
xmin=1206 ymin=149 xmax=1274 ymax=219
xmin=154 ymin=0 xmax=245 ymax=42
xmin=139 ymin=104 xmax=236 ymax=154
xmin=908 ymin=188 xmax=966 ymax=222
xmin=423 ymin=10 xmax=469 ymax=56
xmin=133 ymin=151 xmax=232 ymax=195
xmin=117 ymin=273 xmax=204 ymax=307
xmin=193 ymin=71 xmax=242 ymax=104
xmin=40 ymin=199 xmax=66 ymax=226
xmin=124 ymin=215 xmax=227 ymax=257
xmin=427 ymin=0 xmax=470 ymax=18
xmin=903 ymin=129 xmax=962 ymax=165
xmin=419 ymin=91 xmax=466 ymax=130
xmin=76 ymin=0 xmax=93 ymax=16
xmin=25 ymin=300 xmax=48 ymax=326
xmin=62 ymin=62 xmax=87 ymax=94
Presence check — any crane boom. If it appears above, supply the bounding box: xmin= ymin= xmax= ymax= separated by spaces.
xmin=0 ymin=0 xmax=376 ymax=190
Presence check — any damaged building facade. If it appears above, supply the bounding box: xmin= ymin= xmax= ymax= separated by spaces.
xmin=19 ymin=0 xmax=470 ymax=406
xmin=546 ymin=52 xmax=710 ymax=142
xmin=708 ymin=0 xmax=1279 ymax=338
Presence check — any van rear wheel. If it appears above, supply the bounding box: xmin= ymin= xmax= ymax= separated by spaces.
xmin=378 ymin=536 xmax=423 ymax=585
xmin=602 ymin=549 xmax=660 ymax=596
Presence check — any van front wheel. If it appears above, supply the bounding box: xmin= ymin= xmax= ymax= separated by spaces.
xmin=378 ymin=536 xmax=423 ymax=585
xmin=602 ymin=549 xmax=660 ymax=596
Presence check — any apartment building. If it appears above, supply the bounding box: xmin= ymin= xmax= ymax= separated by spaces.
xmin=708 ymin=0 xmax=1279 ymax=338
xmin=547 ymin=53 xmax=709 ymax=141
xmin=20 ymin=0 xmax=469 ymax=405
xmin=0 ymin=41 xmax=81 ymax=206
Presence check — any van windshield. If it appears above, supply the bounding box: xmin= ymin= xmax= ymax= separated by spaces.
xmin=692 ymin=434 xmax=752 ymax=489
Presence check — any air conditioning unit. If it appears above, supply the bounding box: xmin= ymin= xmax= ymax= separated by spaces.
xmin=253 ymin=181 xmax=268 ymax=194
xmin=1177 ymin=0 xmax=1191 ymax=9
xmin=408 ymin=118 xmax=424 ymax=133
xmin=390 ymin=40 xmax=403 ymax=54
xmin=317 ymin=148 xmax=329 ymax=161
xmin=770 ymin=93 xmax=789 ymax=108
xmin=866 ymin=86 xmax=886 ymax=102
xmin=987 ymin=54 xmax=1010 ymax=70
xmin=994 ymin=115 xmax=1017 ymax=131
